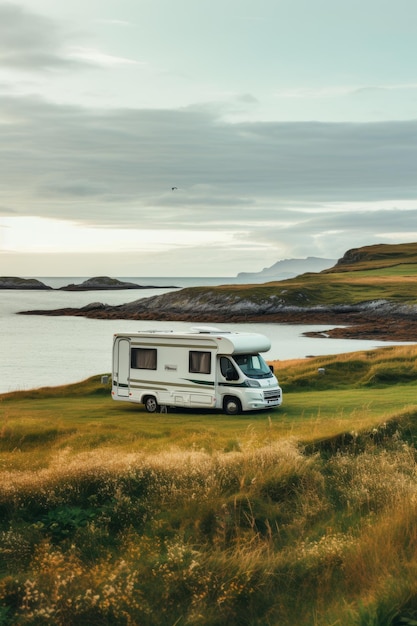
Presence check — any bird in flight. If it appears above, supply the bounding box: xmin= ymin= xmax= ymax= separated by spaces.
xmin=171 ymin=187 xmax=178 ymax=190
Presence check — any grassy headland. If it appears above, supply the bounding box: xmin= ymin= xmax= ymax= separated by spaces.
xmin=2 ymin=344 xmax=417 ymax=625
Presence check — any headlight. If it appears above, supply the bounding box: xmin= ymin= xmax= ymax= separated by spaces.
xmin=244 ymin=379 xmax=261 ymax=388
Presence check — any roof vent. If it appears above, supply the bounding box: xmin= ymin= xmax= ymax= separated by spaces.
xmin=191 ymin=325 xmax=224 ymax=334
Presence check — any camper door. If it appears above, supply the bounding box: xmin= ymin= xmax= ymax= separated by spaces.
xmin=113 ymin=337 xmax=130 ymax=397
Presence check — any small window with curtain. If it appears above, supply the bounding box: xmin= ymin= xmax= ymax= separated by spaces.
xmin=131 ymin=347 xmax=157 ymax=370
xmin=189 ymin=350 xmax=211 ymax=374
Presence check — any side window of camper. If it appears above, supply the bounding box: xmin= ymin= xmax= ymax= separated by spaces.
xmin=220 ymin=356 xmax=239 ymax=381
xmin=189 ymin=351 xmax=211 ymax=374
xmin=131 ymin=348 xmax=157 ymax=370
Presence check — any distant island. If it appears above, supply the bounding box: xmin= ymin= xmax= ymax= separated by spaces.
xmin=0 ymin=276 xmax=178 ymax=291
xmin=58 ymin=276 xmax=178 ymax=290
xmin=0 ymin=277 xmax=53 ymax=290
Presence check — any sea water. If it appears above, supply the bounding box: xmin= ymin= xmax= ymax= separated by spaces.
xmin=0 ymin=277 xmax=413 ymax=394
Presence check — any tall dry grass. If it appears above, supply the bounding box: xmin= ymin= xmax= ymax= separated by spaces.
xmin=2 ymin=416 xmax=417 ymax=625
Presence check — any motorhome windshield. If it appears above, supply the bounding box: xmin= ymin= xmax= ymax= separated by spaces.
xmin=234 ymin=354 xmax=273 ymax=379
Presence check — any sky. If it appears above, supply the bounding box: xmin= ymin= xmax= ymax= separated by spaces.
xmin=0 ymin=0 xmax=417 ymax=277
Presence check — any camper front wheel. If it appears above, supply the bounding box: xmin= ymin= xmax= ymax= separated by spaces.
xmin=144 ymin=396 xmax=160 ymax=413
xmin=223 ymin=396 xmax=242 ymax=415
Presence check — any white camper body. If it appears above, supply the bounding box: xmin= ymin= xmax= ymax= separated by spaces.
xmin=111 ymin=327 xmax=282 ymax=414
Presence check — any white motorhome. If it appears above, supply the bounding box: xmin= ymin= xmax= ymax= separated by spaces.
xmin=111 ymin=327 xmax=282 ymax=414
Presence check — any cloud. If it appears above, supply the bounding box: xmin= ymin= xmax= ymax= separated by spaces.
xmin=0 ymin=91 xmax=416 ymax=262
xmin=66 ymin=47 xmax=142 ymax=68
xmin=95 ymin=19 xmax=133 ymax=27
xmin=274 ymin=83 xmax=417 ymax=100
xmin=274 ymin=86 xmax=356 ymax=99
xmin=0 ymin=3 xmax=138 ymax=72
xmin=353 ymin=83 xmax=417 ymax=95
xmin=0 ymin=3 xmax=73 ymax=70
xmin=244 ymin=204 xmax=417 ymax=260
xmin=1 ymin=95 xmax=416 ymax=220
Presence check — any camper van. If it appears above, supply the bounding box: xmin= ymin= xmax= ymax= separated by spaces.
xmin=111 ymin=327 xmax=282 ymax=414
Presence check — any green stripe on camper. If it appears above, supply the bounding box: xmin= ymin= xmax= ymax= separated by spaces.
xmin=129 ymin=378 xmax=214 ymax=390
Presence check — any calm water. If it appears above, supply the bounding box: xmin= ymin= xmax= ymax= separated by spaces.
xmin=0 ymin=277 xmax=412 ymax=393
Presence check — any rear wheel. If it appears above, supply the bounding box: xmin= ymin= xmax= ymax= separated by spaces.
xmin=144 ymin=396 xmax=159 ymax=413
xmin=223 ymin=396 xmax=242 ymax=415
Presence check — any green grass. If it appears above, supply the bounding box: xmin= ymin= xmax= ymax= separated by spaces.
xmin=340 ymin=263 xmax=417 ymax=277
xmin=2 ymin=346 xmax=417 ymax=467
xmin=2 ymin=347 xmax=417 ymax=625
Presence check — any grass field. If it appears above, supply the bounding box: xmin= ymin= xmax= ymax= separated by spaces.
xmin=2 ymin=345 xmax=417 ymax=625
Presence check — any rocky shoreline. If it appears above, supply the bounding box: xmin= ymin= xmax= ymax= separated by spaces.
xmin=18 ymin=291 xmax=417 ymax=343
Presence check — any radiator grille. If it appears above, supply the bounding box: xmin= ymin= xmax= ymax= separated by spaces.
xmin=263 ymin=389 xmax=281 ymax=401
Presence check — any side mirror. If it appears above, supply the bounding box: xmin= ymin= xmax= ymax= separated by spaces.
xmin=269 ymin=365 xmax=274 ymax=373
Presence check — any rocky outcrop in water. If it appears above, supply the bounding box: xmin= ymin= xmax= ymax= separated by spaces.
xmin=58 ymin=276 xmax=177 ymax=291
xmin=0 ymin=277 xmax=52 ymax=290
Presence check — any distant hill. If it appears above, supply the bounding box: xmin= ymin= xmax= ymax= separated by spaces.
xmin=237 ymin=257 xmax=336 ymax=282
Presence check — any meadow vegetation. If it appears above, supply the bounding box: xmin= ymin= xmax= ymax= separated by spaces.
xmin=2 ymin=345 xmax=417 ymax=624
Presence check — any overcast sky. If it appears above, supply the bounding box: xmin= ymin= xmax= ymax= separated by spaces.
xmin=1 ymin=0 xmax=417 ymax=277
